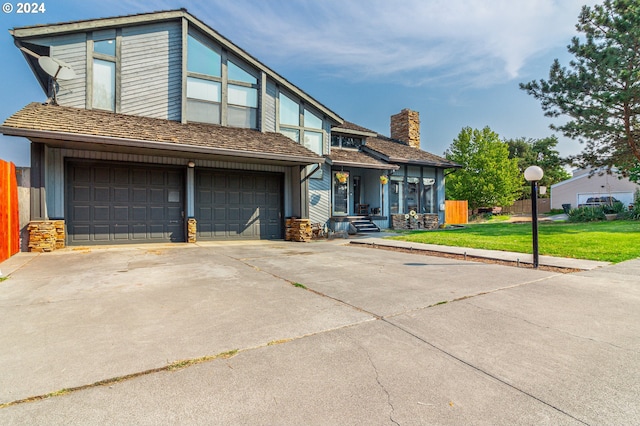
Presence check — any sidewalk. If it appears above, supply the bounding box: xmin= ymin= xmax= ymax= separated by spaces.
xmin=350 ymin=236 xmax=610 ymax=270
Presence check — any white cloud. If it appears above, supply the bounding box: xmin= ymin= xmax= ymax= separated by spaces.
xmin=184 ymin=0 xmax=597 ymax=88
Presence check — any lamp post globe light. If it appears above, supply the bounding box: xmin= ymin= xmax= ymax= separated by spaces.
xmin=524 ymin=166 xmax=544 ymax=268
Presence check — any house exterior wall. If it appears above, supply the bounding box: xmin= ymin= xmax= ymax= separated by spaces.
xmin=29 ymin=33 xmax=88 ymax=108
xmin=308 ymin=163 xmax=331 ymax=225
xmin=120 ymin=22 xmax=182 ymax=120
xmin=551 ymin=171 xmax=640 ymax=209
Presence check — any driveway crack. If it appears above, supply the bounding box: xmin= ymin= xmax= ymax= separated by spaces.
xmin=464 ymin=300 xmax=634 ymax=352
xmin=347 ymin=336 xmax=399 ymax=426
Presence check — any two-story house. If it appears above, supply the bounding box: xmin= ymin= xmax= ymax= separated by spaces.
xmin=1 ymin=9 xmax=459 ymax=247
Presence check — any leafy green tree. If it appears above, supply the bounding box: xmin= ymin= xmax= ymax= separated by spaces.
xmin=445 ymin=127 xmax=522 ymax=212
xmin=505 ymin=136 xmax=572 ymax=198
xmin=520 ymin=0 xmax=640 ymax=176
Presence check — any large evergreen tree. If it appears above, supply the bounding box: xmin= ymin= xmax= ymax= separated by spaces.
xmin=520 ymin=0 xmax=640 ymax=176
xmin=445 ymin=127 xmax=522 ymax=212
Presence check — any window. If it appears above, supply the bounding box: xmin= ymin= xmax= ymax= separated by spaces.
xmin=423 ymin=177 xmax=436 ymax=213
xmin=279 ymin=92 xmax=325 ymax=156
xmin=92 ymin=36 xmax=116 ymax=111
xmin=227 ymin=59 xmax=258 ymax=128
xmin=304 ymin=131 xmax=323 ymax=155
xmin=331 ymin=134 xmax=363 ymax=149
xmin=187 ymin=35 xmax=221 ymax=77
xmin=186 ymin=34 xmax=222 ymax=125
xmin=407 ymin=177 xmax=419 ymax=212
xmin=186 ymin=77 xmax=221 ymax=124
xmin=186 ymin=33 xmax=258 ymax=128
xmin=390 ymin=176 xmax=403 ymax=214
xmin=304 ymin=109 xmax=322 ymax=129
xmin=279 ymin=93 xmax=299 ymax=127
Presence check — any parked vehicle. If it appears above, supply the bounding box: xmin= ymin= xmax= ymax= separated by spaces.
xmin=578 ymin=196 xmax=620 ymax=207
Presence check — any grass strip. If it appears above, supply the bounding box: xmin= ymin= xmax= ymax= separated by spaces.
xmin=389 ymin=220 xmax=640 ymax=263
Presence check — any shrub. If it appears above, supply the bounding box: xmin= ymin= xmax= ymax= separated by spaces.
xmin=568 ymin=206 xmax=606 ymax=222
xmin=602 ymin=201 xmax=626 ymax=214
xmin=625 ymin=190 xmax=640 ymax=220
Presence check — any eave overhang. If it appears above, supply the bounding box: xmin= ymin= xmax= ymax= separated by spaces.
xmin=0 ymin=126 xmax=323 ymax=166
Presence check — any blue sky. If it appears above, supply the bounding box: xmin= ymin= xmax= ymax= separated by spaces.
xmin=0 ymin=0 xmax=598 ymax=166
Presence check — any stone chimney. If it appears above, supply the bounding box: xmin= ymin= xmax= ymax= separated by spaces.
xmin=390 ymin=109 xmax=420 ymax=149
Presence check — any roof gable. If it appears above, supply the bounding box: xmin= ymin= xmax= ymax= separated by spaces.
xmin=10 ymin=9 xmax=342 ymax=125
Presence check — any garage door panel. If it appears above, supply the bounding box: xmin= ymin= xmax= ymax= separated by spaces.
xmin=94 ymin=187 xmax=109 ymax=201
xmin=132 ymin=224 xmax=147 ymax=239
xmin=94 ymin=206 xmax=110 ymax=221
xmin=132 ymin=188 xmax=147 ymax=202
xmin=214 ymin=191 xmax=225 ymax=204
xmin=73 ymin=186 xmax=90 ymax=202
xmin=113 ymin=187 xmax=129 ymax=202
xmin=149 ymin=189 xmax=164 ymax=203
xmin=113 ymin=169 xmax=129 ymax=184
xmin=196 ymin=170 xmax=282 ymax=241
xmin=94 ymin=225 xmax=110 ymax=240
xmin=73 ymin=206 xmax=90 ymax=221
xmin=113 ymin=225 xmax=130 ymax=239
xmin=149 ymin=171 xmax=165 ymax=185
xmin=67 ymin=162 xmax=184 ymax=245
xmin=94 ymin=167 xmax=110 ymax=183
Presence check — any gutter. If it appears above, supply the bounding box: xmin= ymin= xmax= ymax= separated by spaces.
xmin=0 ymin=126 xmax=324 ymax=165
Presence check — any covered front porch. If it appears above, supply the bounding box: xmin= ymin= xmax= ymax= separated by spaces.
xmin=325 ymin=152 xmax=398 ymax=233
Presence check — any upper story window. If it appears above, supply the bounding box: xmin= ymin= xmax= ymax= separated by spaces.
xmin=186 ymin=32 xmax=258 ymax=129
xmin=331 ymin=134 xmax=364 ymax=149
xmin=279 ymin=92 xmax=324 ymax=155
xmin=227 ymin=59 xmax=258 ymax=128
xmin=92 ymin=34 xmax=117 ymax=111
xmin=186 ymin=34 xmax=222 ymax=125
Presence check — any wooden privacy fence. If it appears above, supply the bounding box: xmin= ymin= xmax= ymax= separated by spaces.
xmin=1 ymin=160 xmax=20 ymax=262
xmin=445 ymin=200 xmax=468 ymax=225
xmin=502 ymin=198 xmax=551 ymax=215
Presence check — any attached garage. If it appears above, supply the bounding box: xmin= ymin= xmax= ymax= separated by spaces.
xmin=196 ymin=169 xmax=283 ymax=240
xmin=66 ymin=161 xmax=185 ymax=245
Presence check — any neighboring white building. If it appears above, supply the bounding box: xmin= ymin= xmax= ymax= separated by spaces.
xmin=550 ymin=168 xmax=640 ymax=210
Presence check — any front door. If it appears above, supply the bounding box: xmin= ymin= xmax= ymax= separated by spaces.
xmin=332 ymin=171 xmax=349 ymax=216
xmin=352 ymin=176 xmax=361 ymax=213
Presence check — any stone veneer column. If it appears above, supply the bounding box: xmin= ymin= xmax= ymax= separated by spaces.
xmin=390 ymin=109 xmax=421 ymax=149
xmin=187 ymin=218 xmax=197 ymax=243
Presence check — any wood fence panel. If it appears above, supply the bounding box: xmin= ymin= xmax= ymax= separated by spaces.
xmin=445 ymin=200 xmax=468 ymax=225
xmin=1 ymin=160 xmax=20 ymax=262
xmin=502 ymin=199 xmax=551 ymax=215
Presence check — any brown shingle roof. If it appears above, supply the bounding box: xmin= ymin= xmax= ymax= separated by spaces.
xmin=327 ymin=148 xmax=398 ymax=170
xmin=1 ymin=103 xmax=323 ymax=164
xmin=364 ymin=136 xmax=460 ymax=168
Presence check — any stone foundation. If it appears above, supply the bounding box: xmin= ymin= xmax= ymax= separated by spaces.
xmin=28 ymin=220 xmax=65 ymax=252
xmin=188 ymin=218 xmax=197 ymax=243
xmin=391 ymin=213 xmax=438 ymax=230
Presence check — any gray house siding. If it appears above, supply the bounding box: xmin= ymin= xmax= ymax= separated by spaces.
xmin=26 ymin=33 xmax=88 ymax=108
xmin=121 ymin=22 xmax=182 ymax=120
xmin=263 ymin=80 xmax=277 ymax=132
xmin=308 ymin=163 xmax=331 ymax=225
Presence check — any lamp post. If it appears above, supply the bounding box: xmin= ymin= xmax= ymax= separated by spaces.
xmin=524 ymin=166 xmax=544 ymax=269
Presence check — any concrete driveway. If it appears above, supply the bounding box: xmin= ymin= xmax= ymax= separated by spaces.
xmin=0 ymin=240 xmax=638 ymax=425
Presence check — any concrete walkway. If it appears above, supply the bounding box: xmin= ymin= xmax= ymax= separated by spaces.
xmin=351 ymin=237 xmax=610 ymax=270
xmin=0 ymin=241 xmax=638 ymax=424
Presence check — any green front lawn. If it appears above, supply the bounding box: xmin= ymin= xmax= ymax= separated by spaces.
xmin=389 ymin=220 xmax=640 ymax=263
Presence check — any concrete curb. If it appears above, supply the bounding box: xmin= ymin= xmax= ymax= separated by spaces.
xmin=351 ymin=238 xmax=610 ymax=271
